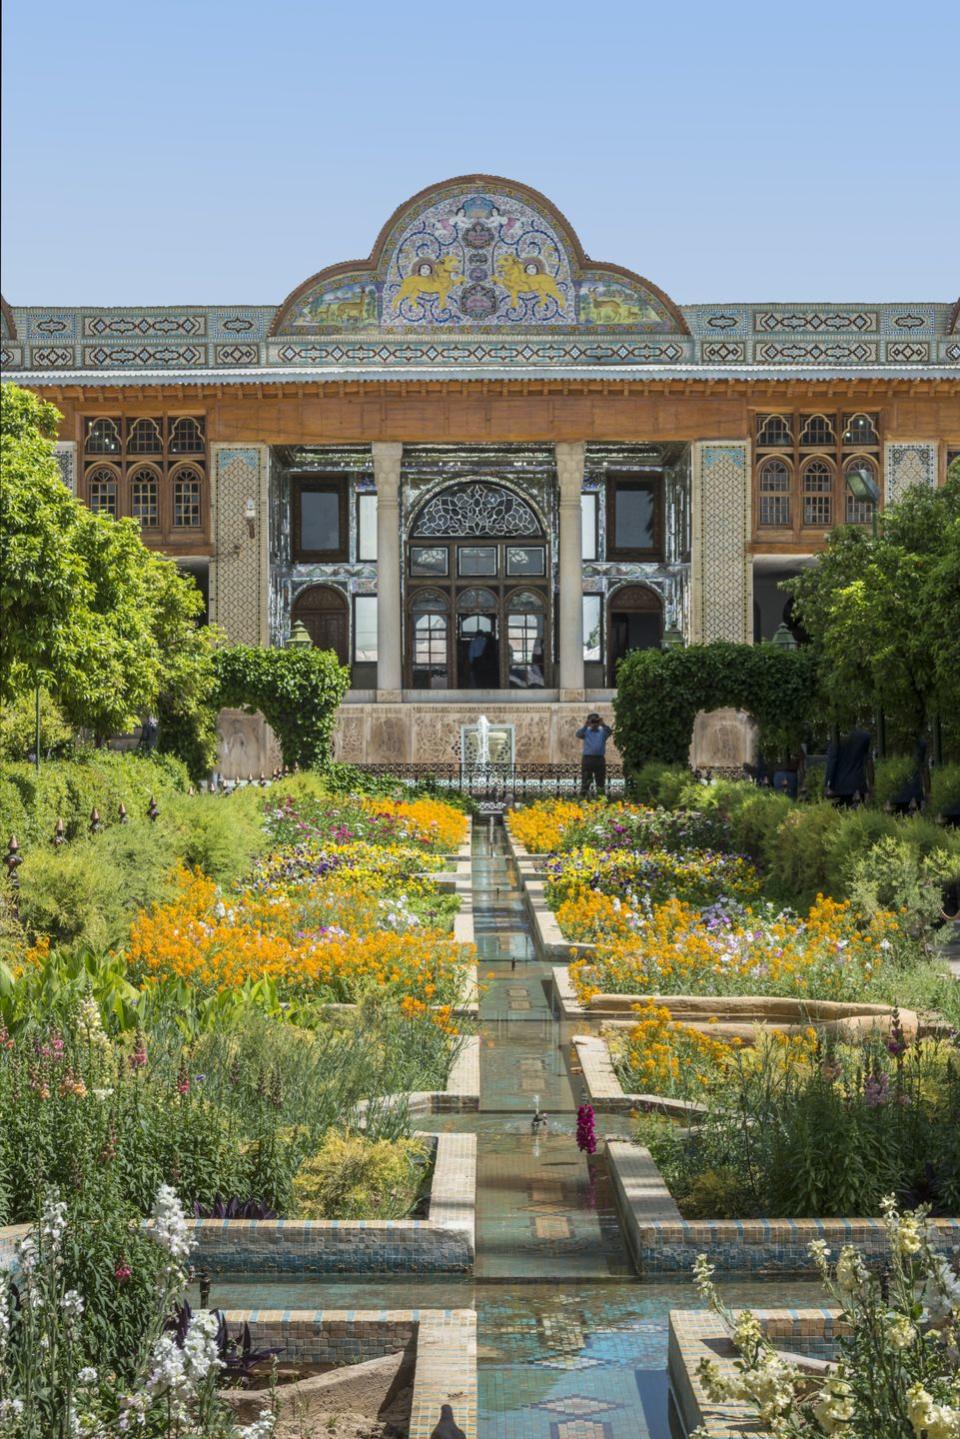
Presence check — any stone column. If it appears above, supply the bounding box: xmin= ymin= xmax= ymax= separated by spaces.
xmin=373 ymin=442 xmax=403 ymax=698
xmin=555 ymin=442 xmax=585 ymax=699
xmin=689 ymin=440 xmax=752 ymax=644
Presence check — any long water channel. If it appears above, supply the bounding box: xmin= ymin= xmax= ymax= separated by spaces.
xmin=206 ymin=822 xmax=822 ymax=1437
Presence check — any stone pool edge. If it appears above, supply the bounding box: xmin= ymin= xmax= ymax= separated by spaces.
xmin=218 ymin=1307 xmax=477 ymax=1439
xmin=190 ymin=1130 xmax=477 ymax=1274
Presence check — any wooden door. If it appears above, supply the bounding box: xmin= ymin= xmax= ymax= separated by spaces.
xmin=291 ymin=585 xmax=349 ymax=664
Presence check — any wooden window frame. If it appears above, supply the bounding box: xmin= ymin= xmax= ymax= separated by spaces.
xmin=753 ymin=410 xmax=881 ymax=544
xmin=291 ymin=475 xmax=349 ymax=562
xmin=606 ymin=474 xmax=664 ymax=561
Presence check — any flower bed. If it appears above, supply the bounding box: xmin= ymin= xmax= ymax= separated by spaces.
xmin=509 ymin=798 xmax=729 ymax=856
xmin=545 ymin=846 xmax=761 ymax=914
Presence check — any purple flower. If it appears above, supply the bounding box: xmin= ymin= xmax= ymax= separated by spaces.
xmin=864 ymin=1072 xmax=889 ymax=1108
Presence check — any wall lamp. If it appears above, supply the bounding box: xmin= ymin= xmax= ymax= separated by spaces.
xmin=243 ymin=497 xmax=257 ymax=538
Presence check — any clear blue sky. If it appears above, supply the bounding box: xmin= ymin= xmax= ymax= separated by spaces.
xmin=3 ymin=0 xmax=958 ymax=307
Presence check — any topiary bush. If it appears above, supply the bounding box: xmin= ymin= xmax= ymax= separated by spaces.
xmin=930 ymin=762 xmax=960 ymax=819
xmin=614 ymin=642 xmax=820 ymax=770
xmin=214 ymin=645 xmax=350 ymax=770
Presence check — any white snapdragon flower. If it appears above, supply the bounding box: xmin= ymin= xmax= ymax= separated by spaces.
xmin=77 ymin=1366 xmax=98 ymax=1386
xmin=885 ymin=1312 xmax=916 ymax=1350
xmin=235 ymin=1413 xmax=276 ymax=1439
xmin=62 ymin=1289 xmax=84 ymax=1325
xmin=906 ymin=1383 xmax=960 ymax=1439
xmin=181 ymin=1308 xmax=222 ymax=1384
xmin=924 ymin=1256 xmax=960 ymax=1322
xmin=149 ymin=1184 xmax=192 ymax=1264
xmin=813 ymin=1377 xmax=855 ymax=1433
xmin=41 ymin=1192 xmax=68 ymax=1251
xmin=836 ymin=1245 xmax=869 ymax=1296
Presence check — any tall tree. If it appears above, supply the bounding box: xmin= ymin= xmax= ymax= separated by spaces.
xmin=1 ymin=383 xmax=219 ymax=768
xmin=787 ymin=462 xmax=960 ymax=739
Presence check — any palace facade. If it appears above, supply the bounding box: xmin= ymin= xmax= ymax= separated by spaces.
xmin=3 ymin=176 xmax=959 ymax=770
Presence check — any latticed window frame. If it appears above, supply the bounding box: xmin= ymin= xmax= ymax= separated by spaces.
xmin=171 ymin=464 xmax=204 ymax=529
xmin=758 ymin=457 xmax=792 ymax=527
xmin=754 ymin=410 xmax=881 ymax=538
xmin=80 ymin=414 xmax=207 ymax=543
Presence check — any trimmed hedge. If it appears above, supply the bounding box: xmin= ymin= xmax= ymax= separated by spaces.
xmin=214 ymin=646 xmax=350 ymax=770
xmin=0 ymin=751 xmax=190 ymax=849
xmin=614 ymin=642 xmax=820 ymax=769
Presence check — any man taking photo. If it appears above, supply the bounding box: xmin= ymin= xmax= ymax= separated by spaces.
xmin=576 ymin=713 xmax=613 ymax=797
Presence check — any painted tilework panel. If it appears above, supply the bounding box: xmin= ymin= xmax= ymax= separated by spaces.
xmin=692 ymin=442 xmax=751 ymax=644
xmin=53 ymin=441 xmax=76 ymax=494
xmin=884 ymin=441 xmax=938 ymax=503
xmin=212 ymin=446 xmax=267 ymax=645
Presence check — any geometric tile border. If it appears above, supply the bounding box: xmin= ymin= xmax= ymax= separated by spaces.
xmin=189 ymin=1131 xmax=477 ymax=1274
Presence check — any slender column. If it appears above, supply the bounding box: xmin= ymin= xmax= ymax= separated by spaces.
xmin=690 ymin=440 xmax=752 ymax=643
xmin=555 ymin=442 xmax=585 ymax=699
xmin=373 ymin=442 xmax=403 ymax=698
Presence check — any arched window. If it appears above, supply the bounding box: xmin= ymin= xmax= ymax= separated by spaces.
xmin=799 ymin=413 xmax=836 ymax=447
xmin=842 ymin=413 xmax=879 ymax=447
xmin=607 ymin=584 xmax=663 ymax=685
xmin=85 ymin=418 xmax=121 ymax=455
xmin=168 ymin=417 xmax=205 ymax=454
xmin=410 ymin=590 xmax=449 ymax=690
xmin=129 ymin=465 xmax=160 ymax=528
xmin=171 ymin=465 xmax=203 ymax=528
xmin=86 ymin=464 xmax=119 ymax=516
xmin=456 ymin=586 xmax=499 ymax=612
xmin=759 ymin=458 xmax=792 ymax=526
xmin=756 ymin=414 xmax=793 ymax=448
xmin=127 ymin=418 xmax=163 ymax=455
xmin=802 ymin=458 xmax=834 ymax=526
xmin=844 ymin=456 xmax=879 ymax=524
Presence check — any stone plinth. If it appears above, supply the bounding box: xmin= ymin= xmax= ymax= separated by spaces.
xmin=216 ymin=708 xmax=282 ymax=780
xmin=689 ymin=707 xmax=757 ymax=771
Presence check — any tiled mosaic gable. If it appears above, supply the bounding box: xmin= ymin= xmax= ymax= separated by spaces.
xmin=884 ymin=441 xmax=938 ymax=503
xmin=690 ymin=442 xmax=751 ymax=644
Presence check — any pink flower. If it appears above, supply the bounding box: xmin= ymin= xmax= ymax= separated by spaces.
xmin=114 ymin=1261 xmax=132 ymax=1284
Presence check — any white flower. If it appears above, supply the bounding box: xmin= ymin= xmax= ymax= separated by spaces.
xmin=62 ymin=1289 xmax=84 ymax=1323
xmin=923 ymin=1256 xmax=960 ymax=1322
xmin=885 ymin=1312 xmax=916 ymax=1350
xmin=235 ymin=1413 xmax=276 ymax=1439
xmin=836 ymin=1245 xmax=869 ymax=1295
xmin=906 ymin=1383 xmax=960 ymax=1439
xmin=149 ymin=1184 xmax=192 ymax=1264
xmin=77 ymin=1366 xmax=98 ymax=1386
xmin=813 ymin=1377 xmax=855 ymax=1433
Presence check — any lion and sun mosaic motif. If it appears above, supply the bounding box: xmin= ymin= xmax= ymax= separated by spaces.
xmin=280 ymin=181 xmax=675 ymax=333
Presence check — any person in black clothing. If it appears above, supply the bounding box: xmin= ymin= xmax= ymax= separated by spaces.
xmin=825 ymin=728 xmax=873 ymax=806
xmin=576 ymin=713 xmax=613 ymax=797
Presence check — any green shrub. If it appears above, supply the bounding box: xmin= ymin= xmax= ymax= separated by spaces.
xmin=215 ymin=645 xmax=349 ymax=770
xmin=0 ymin=688 xmax=73 ymax=761
xmin=16 ymin=846 xmax=124 ymax=951
xmin=159 ymin=791 xmax=267 ymax=886
xmin=724 ymin=789 xmax=794 ymax=864
xmin=290 ymin=1132 xmax=430 ymax=1220
xmin=872 ymin=755 xmax=919 ymax=809
xmin=0 ymin=751 xmax=189 ymax=849
xmin=615 ymin=642 xmax=820 ymax=768
xmin=930 ymin=762 xmax=960 ymax=818
xmin=847 ymin=835 xmax=959 ymax=942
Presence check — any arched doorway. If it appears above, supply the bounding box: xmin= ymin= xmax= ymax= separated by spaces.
xmin=608 ymin=584 xmax=663 ymax=684
xmin=291 ymin=584 xmax=348 ymax=663
xmin=406 ymin=481 xmax=550 ymax=689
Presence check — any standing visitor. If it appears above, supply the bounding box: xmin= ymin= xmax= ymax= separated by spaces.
xmin=576 ymin=713 xmax=612 ymax=797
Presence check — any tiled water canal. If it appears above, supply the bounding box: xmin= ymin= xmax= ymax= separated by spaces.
xmin=202 ymin=823 xmax=822 ymax=1438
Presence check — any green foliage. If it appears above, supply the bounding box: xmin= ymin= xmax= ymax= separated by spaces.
xmin=846 ymin=836 xmax=958 ymax=939
xmin=1 ymin=382 xmax=220 ymax=757
xmin=614 ymin=642 xmax=820 ymax=769
xmin=930 ymin=762 xmax=960 ymax=818
xmin=0 ymin=688 xmax=73 ymax=761
xmin=290 ymin=1132 xmax=430 ymax=1220
xmin=0 ymin=751 xmax=189 ymax=849
xmin=788 ymin=467 xmax=960 ymax=736
xmin=872 ymin=755 xmax=919 ymax=809
xmin=214 ymin=644 xmax=350 ymax=770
